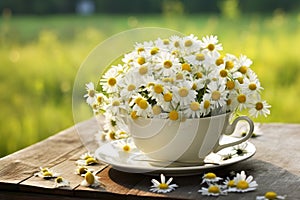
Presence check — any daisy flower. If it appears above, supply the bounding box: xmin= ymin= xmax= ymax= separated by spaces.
xmin=155 ymin=51 xmax=181 ymax=77
xmin=236 ymin=54 xmax=253 ymax=75
xmin=99 ymin=67 xmax=120 ymax=93
xmin=200 ymin=35 xmax=223 ymax=58
xmin=206 ymin=80 xmax=228 ymax=109
xmin=84 ymin=82 xmax=97 ymax=105
xmin=199 ymin=93 xmax=212 ymax=116
xmin=201 ymin=172 xmax=223 ymax=184
xmin=223 ymin=177 xmax=236 ymax=188
xmin=54 ymin=176 xmax=70 ymax=188
xmin=34 ymin=167 xmax=59 ymax=180
xmin=181 ymin=34 xmax=200 ymax=55
xmin=81 ymin=171 xmax=101 ymax=188
xmin=76 ymin=152 xmax=98 ymax=166
xmin=256 ymin=191 xmax=286 ymax=200
xmin=132 ymin=97 xmax=153 ymax=118
xmin=173 ymin=81 xmax=197 ymax=106
xmin=249 ymin=100 xmax=271 ymax=118
xmin=198 ymin=184 xmax=227 ymax=196
xmin=184 ymin=101 xmax=201 ymax=118
xmin=233 ymin=142 xmax=248 ymax=156
xmin=228 ymin=170 xmax=258 ymax=193
xmin=150 ymin=174 xmax=178 ymax=193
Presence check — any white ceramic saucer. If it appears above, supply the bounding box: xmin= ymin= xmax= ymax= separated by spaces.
xmin=95 ymin=136 xmax=256 ymax=176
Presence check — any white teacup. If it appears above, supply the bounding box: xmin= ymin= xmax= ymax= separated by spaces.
xmin=128 ymin=112 xmax=254 ymax=166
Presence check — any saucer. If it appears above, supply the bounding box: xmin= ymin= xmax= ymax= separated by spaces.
xmin=95 ymin=136 xmax=256 ymax=176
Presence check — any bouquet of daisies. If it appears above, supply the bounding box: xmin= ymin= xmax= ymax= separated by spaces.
xmin=85 ymin=34 xmax=270 ymax=140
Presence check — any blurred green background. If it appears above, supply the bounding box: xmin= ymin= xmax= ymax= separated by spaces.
xmin=1 ymin=0 xmax=300 ymax=157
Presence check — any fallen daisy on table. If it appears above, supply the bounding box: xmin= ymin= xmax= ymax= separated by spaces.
xmin=256 ymin=191 xmax=286 ymax=200
xmin=223 ymin=177 xmax=236 ymax=188
xmin=227 ymin=170 xmax=258 ymax=193
xmin=54 ymin=176 xmax=70 ymax=188
xmin=81 ymin=171 xmax=101 ymax=188
xmin=76 ymin=152 xmax=99 ymax=166
xmin=198 ymin=184 xmax=227 ymax=196
xmin=150 ymin=174 xmax=178 ymax=193
xmin=201 ymin=172 xmax=223 ymax=184
xmin=34 ymin=167 xmax=60 ymax=180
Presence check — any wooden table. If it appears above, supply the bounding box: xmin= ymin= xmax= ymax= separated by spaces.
xmin=1 ymin=118 xmax=299 ymax=200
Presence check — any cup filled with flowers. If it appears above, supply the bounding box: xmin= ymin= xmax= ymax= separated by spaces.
xmin=84 ymin=33 xmax=270 ymax=165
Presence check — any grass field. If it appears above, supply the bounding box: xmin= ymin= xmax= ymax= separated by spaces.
xmin=1 ymin=13 xmax=300 ymax=157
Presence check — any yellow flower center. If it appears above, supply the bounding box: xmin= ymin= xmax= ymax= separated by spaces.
xmin=123 ymin=145 xmax=130 ymax=152
xmin=237 ymin=94 xmax=246 ymax=103
xmin=181 ymin=63 xmax=191 ymax=71
xmin=227 ymin=99 xmax=232 ymax=106
xmin=150 ymin=47 xmax=159 ymax=55
xmin=208 ymin=185 xmax=220 ymax=193
xmin=137 ymin=47 xmax=144 ymax=53
xmin=190 ymin=102 xmax=200 ymax=111
xmin=56 ymin=176 xmax=63 ymax=183
xmin=207 ymin=43 xmax=215 ymax=51
xmin=154 ymin=84 xmax=164 ymax=94
xmin=219 ymin=69 xmax=228 ymax=78
xmin=163 ymin=39 xmax=170 ymax=45
xmin=131 ymin=111 xmax=138 ymax=119
xmin=164 ymin=92 xmax=173 ymax=102
xmin=43 ymin=171 xmax=53 ymax=177
xmin=135 ymin=97 xmax=142 ymax=105
xmin=85 ymin=171 xmax=94 ymax=185
xmin=137 ymin=57 xmax=145 ymax=65
xmin=196 ymin=53 xmax=205 ymax=61
xmin=127 ymin=84 xmax=136 ymax=91
xmin=227 ymin=180 xmax=235 ymax=187
xmin=178 ymin=87 xmax=189 ymax=97
xmin=41 ymin=168 xmax=49 ymax=173
xmin=226 ymin=80 xmax=235 ymax=90
xmin=138 ymin=99 xmax=148 ymax=109
xmin=212 ymin=91 xmax=221 ymax=100
xmin=159 ymin=183 xmax=169 ymax=189
xmin=97 ymin=96 xmax=104 ymax=104
xmin=255 ymin=102 xmax=264 ymax=110
xmin=249 ymin=83 xmax=257 ymax=90
xmin=176 ymin=73 xmax=184 ymax=80
xmin=169 ymin=110 xmax=179 ymax=120
xmin=239 ymin=66 xmax=248 ymax=74
xmin=265 ymin=191 xmax=278 ymax=199
xmin=236 ymin=180 xmax=249 ymax=189
xmin=237 ymin=77 xmax=244 ymax=84
xmin=196 ymin=72 xmax=203 ymax=79
xmin=225 ymin=61 xmax=234 ymax=70
xmin=192 ymin=83 xmax=197 ymax=90
xmin=139 ymin=66 xmax=148 ymax=75
xmin=161 ymin=78 xmax=172 ymax=83
xmin=164 ymin=60 xmax=173 ymax=69
xmin=88 ymin=90 xmax=95 ymax=97
xmin=205 ymin=172 xmax=217 ymax=179
xmin=152 ymin=105 xmax=162 ymax=115
xmin=107 ymin=77 xmax=117 ymax=86
xmin=174 ymin=41 xmax=180 ymax=48
xmin=78 ymin=167 xmax=88 ymax=175
xmin=109 ymin=131 xmax=116 ymax=140
xmin=112 ymin=100 xmax=120 ymax=107
xmin=86 ymin=157 xmax=97 ymax=165
xmin=204 ymin=100 xmax=210 ymax=109
xmin=216 ymin=57 xmax=224 ymax=66
xmin=184 ymin=39 xmax=193 ymax=47
xmin=147 ymin=82 xmax=155 ymax=87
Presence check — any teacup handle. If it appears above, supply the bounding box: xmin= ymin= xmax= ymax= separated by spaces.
xmin=212 ymin=116 xmax=254 ymax=153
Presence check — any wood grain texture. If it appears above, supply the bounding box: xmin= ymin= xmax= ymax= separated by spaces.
xmin=0 ymin=119 xmax=299 ymax=199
